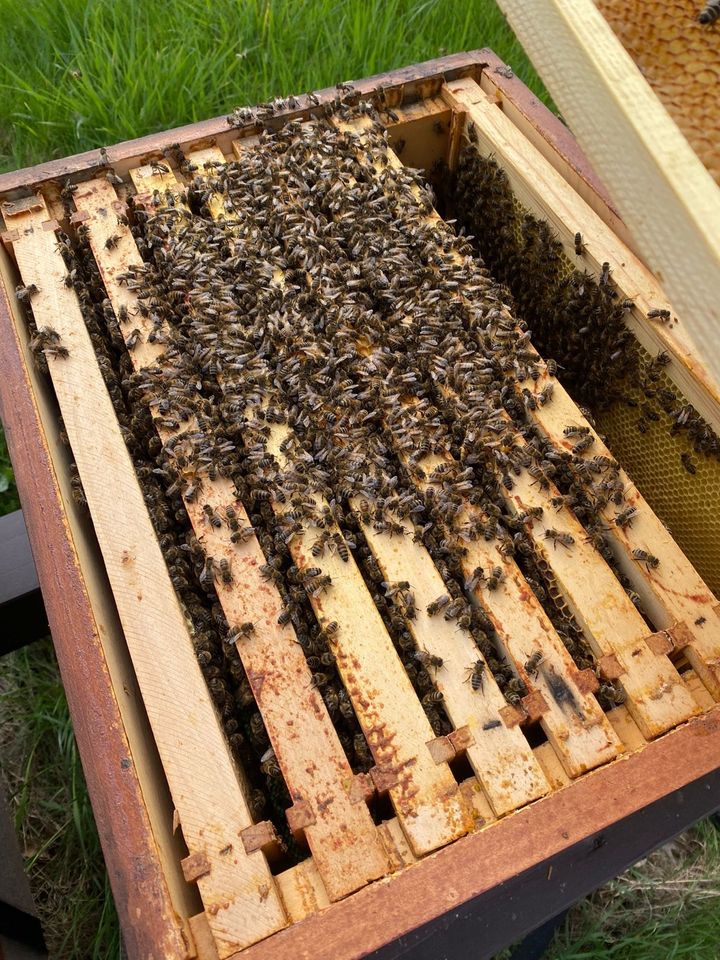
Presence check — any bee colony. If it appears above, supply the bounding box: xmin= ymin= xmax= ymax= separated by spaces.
xmin=1 ymin=55 xmax=719 ymax=960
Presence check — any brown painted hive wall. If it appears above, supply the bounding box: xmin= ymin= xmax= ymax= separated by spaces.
xmin=597 ymin=0 xmax=720 ymax=183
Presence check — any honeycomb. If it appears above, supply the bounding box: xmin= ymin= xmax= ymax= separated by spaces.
xmin=450 ymin=149 xmax=720 ymax=596
xmin=597 ymin=0 xmax=720 ymax=183
xmin=594 ymin=356 xmax=720 ymax=597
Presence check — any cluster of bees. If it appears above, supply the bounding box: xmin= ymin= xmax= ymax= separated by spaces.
xmin=29 ymin=91 xmax=670 ymax=842
xmin=449 ymin=149 xmax=720 ymax=473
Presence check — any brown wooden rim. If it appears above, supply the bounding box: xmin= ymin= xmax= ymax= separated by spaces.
xmin=0 ymin=50 xmax=656 ymax=960
xmin=0 ymin=283 xmax=187 ymax=959
xmin=232 ymin=708 xmax=720 ymax=960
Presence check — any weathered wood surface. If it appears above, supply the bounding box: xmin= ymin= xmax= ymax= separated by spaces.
xmin=495 ymin=0 xmax=720 ymax=397
xmin=5 ymin=194 xmax=288 ymax=957
xmin=75 ymin=173 xmax=390 ymax=902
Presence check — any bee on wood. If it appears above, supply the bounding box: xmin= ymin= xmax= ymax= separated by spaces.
xmin=544 ymin=528 xmax=574 ymax=549
xmin=218 ymin=558 xmax=233 ymax=585
xmin=230 ymin=525 xmax=255 ymax=544
xmin=16 ymin=284 xmax=38 ymax=301
xmin=695 ymin=616 xmax=707 ymax=626
xmin=443 ymin=597 xmax=467 ymax=621
xmin=464 ymin=659 xmax=485 ymax=692
xmin=546 ymin=358 xmax=558 ymax=377
xmin=486 ymin=565 xmax=505 ymax=590
xmin=614 ymin=506 xmax=638 ymax=529
xmin=632 ymin=548 xmax=660 ymax=569
xmin=574 ymin=232 xmax=584 ymax=255
xmin=572 ymin=435 xmax=594 ymax=455
xmin=105 ymin=170 xmax=124 ymax=186
xmin=524 ymin=650 xmax=544 ymax=678
xmin=227 ymin=621 xmax=255 ymax=643
xmin=413 ymin=649 xmax=444 ymax=673
xmin=427 ymin=593 xmax=450 ymax=615
xmin=301 ymin=566 xmax=323 ymax=581
xmin=306 ymin=574 xmax=332 ymax=596
xmin=312 ymin=530 xmax=331 ymax=557
xmin=150 ymin=160 xmax=171 ymax=175
xmin=126 ymin=328 xmax=142 ymax=350
xmin=202 ymin=504 xmax=222 ymax=528
xmin=104 ymin=233 xmax=121 ymax=250
xmin=334 ymin=532 xmax=350 ymax=562
xmin=319 ymin=620 xmax=340 ymax=643
xmin=647 ymin=307 xmax=671 ymax=322
xmin=537 ymin=383 xmax=554 ymax=406
xmin=680 ymin=452 xmax=697 ymax=475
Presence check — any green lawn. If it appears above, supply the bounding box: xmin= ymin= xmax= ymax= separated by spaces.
xmin=0 ymin=2 xmax=718 ymax=957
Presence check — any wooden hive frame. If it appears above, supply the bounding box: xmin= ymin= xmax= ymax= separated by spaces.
xmin=1 ymin=51 xmax=719 ymax=960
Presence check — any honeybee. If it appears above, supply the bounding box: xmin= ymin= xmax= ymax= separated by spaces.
xmin=647 ymin=308 xmax=671 ymax=322
xmin=632 ymin=548 xmax=660 ymax=569
xmin=698 ymin=0 xmax=720 ymax=23
xmin=413 ymin=649 xmax=444 ymax=672
xmin=422 ymin=690 xmax=444 ymax=706
xmin=524 ymin=650 xmax=544 ymax=678
xmin=228 ymin=621 xmax=255 ymax=642
xmin=427 ymin=593 xmax=451 ymax=615
xmin=464 ymin=659 xmax=485 ymax=691
xmin=572 ymin=435 xmax=594 ymax=455
xmin=202 ymin=504 xmax=222 ymax=528
xmin=614 ymin=506 xmax=638 ymax=528
xmin=16 ymin=284 xmax=39 ymax=301
xmin=680 ymin=452 xmax=697 ymax=475
xmin=544 ymin=528 xmax=575 ymax=549
xmin=574 ymin=232 xmax=584 ymax=255
xmin=486 ymin=566 xmax=505 ymax=590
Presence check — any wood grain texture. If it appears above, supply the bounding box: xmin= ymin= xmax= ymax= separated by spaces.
xmin=348 ymin=110 xmax=697 ymax=743
xmin=0 ymin=253 xmax=190 ymax=960
xmin=597 ymin=0 xmax=720 ymax=184
xmin=443 ymin=78 xmax=720 ymax=434
xmin=185 ymin=147 xmax=474 ymax=858
xmin=495 ymin=0 xmax=720 ymax=396
xmin=441 ymin=78 xmax=720 ymax=704
xmin=232 ymin=706 xmax=720 ymax=960
xmin=76 ymin=173 xmax=389 ymax=903
xmin=359 ymin=514 xmax=551 ymax=812
xmin=4 ymin=195 xmax=287 ymax=957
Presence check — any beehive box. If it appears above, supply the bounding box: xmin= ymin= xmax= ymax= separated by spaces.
xmin=1 ymin=51 xmax=719 ymax=960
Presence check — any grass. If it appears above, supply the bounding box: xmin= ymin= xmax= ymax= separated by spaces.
xmin=0 ymin=0 xmax=547 ymax=174
xmin=0 ymin=642 xmax=121 ymax=959
xmin=0 ymin=1 xmax=718 ymax=956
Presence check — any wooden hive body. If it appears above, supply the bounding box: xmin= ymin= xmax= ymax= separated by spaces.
xmin=1 ymin=52 xmax=719 ymax=960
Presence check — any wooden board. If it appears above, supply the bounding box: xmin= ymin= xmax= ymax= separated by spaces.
xmin=383 ymin=441 xmax=624 ymax=774
xmin=493 ymin=0 xmax=720 ymax=397
xmin=0 ymin=250 xmax=192 ymax=958
xmin=359 ymin=513 xmax=550 ymax=813
xmin=440 ymin=78 xmax=720 ymax=703
xmin=74 ymin=174 xmax=390 ymax=903
xmin=337 ymin=114 xmax=699 ymax=742
xmin=130 ymin=154 xmax=472 ymax=858
xmin=3 ymin=194 xmax=288 ymax=957
xmin=442 ymin=77 xmax=720 ymax=434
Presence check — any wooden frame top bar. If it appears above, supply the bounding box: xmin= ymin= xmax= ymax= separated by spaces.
xmin=233 ymin=706 xmax=720 ymax=960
